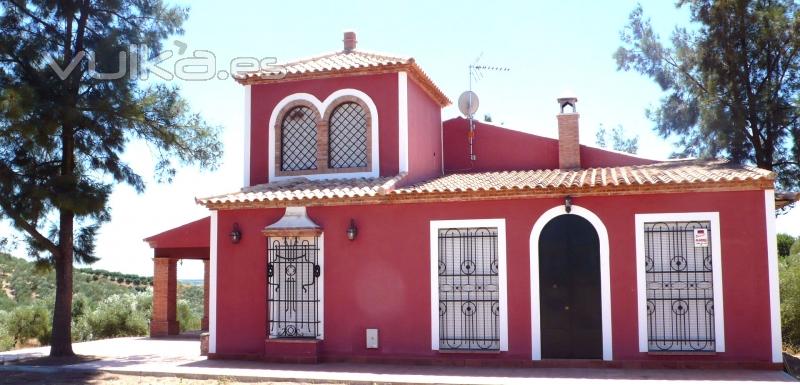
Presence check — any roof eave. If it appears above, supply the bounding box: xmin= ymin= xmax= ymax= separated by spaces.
xmin=234 ymin=63 xmax=451 ymax=107
xmin=197 ymin=179 xmax=774 ymax=211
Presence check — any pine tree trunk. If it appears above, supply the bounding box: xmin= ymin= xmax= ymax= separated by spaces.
xmin=49 ymin=210 xmax=74 ymax=357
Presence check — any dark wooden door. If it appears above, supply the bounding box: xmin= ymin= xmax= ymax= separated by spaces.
xmin=539 ymin=214 xmax=602 ymax=359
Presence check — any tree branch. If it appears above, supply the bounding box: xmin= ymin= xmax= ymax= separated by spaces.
xmin=0 ymin=198 xmax=60 ymax=257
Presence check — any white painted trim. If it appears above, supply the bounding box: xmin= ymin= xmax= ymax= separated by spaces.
xmin=765 ymin=190 xmax=783 ymax=363
xmin=267 ymin=90 xmax=380 ymax=181
xmin=243 ymin=85 xmax=252 ymax=187
xmin=429 ymin=219 xmax=509 ymax=351
xmin=634 ymin=212 xmax=725 ymax=353
xmin=263 ymin=206 xmax=320 ymax=231
xmin=209 ymin=210 xmax=218 ymax=354
xmin=530 ymin=205 xmax=613 ymax=361
xmin=398 ymin=72 xmax=409 ymax=173
xmin=317 ymin=232 xmax=325 ymax=340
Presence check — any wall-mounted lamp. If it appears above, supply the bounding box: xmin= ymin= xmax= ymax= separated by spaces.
xmin=347 ymin=219 xmax=358 ymax=241
xmin=229 ymin=223 xmax=242 ymax=244
xmin=564 ymin=195 xmax=572 ymax=213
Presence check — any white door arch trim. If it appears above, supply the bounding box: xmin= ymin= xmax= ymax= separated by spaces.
xmin=529 ymin=204 xmax=612 ymax=360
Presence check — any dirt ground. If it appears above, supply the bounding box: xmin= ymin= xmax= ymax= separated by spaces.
xmin=0 ymin=371 xmax=339 ymax=385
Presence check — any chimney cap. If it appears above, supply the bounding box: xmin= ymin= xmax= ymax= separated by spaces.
xmin=343 ymin=31 xmax=357 ymax=53
xmin=557 ymin=90 xmax=578 ymax=114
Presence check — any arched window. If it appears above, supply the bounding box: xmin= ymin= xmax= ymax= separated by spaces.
xmin=280 ymin=106 xmax=317 ymax=171
xmin=328 ymin=102 xmax=368 ymax=169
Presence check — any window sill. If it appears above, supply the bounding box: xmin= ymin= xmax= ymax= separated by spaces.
xmin=647 ymin=351 xmax=717 ymax=356
xmin=436 ymin=349 xmax=502 ymax=355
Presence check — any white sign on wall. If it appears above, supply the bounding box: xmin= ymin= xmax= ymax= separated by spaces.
xmin=694 ymin=228 xmax=709 ymax=248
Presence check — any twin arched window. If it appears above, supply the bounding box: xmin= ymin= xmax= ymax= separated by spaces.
xmin=278 ymin=99 xmax=369 ymax=174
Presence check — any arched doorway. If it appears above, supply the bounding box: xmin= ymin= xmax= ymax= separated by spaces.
xmin=530 ymin=205 xmax=612 ymax=360
xmin=538 ymin=214 xmax=601 ymax=359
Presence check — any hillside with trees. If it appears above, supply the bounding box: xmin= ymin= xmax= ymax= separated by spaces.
xmin=0 ymin=253 xmax=203 ymax=351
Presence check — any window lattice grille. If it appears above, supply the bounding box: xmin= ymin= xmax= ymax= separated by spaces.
xmin=328 ymin=102 xmax=368 ymax=169
xmin=280 ymin=106 xmax=317 ymax=171
xmin=438 ymin=227 xmax=500 ymax=351
xmin=644 ymin=221 xmax=715 ymax=352
xmin=267 ymin=236 xmax=320 ymax=338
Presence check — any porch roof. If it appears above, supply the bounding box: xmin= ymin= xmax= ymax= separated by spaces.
xmin=143 ymin=216 xmax=210 ymax=260
xmin=196 ymin=159 xmax=775 ymax=210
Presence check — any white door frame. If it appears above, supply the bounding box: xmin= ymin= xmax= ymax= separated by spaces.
xmin=529 ymin=205 xmax=613 ymax=360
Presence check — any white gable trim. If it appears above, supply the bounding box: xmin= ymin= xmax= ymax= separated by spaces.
xmin=634 ymin=212 xmax=725 ymax=353
xmin=765 ymin=190 xmax=783 ymax=363
xmin=267 ymin=90 xmax=380 ymax=182
xmin=429 ymin=218 xmax=509 ymax=351
xmin=243 ymin=85 xmax=252 ymax=187
xmin=398 ymin=72 xmax=409 ymax=173
xmin=530 ymin=205 xmax=612 ymax=360
xmin=209 ymin=210 xmax=218 ymax=354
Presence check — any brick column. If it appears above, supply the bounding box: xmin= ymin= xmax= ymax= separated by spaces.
xmin=201 ymin=259 xmax=210 ymax=331
xmin=150 ymin=257 xmax=180 ymax=337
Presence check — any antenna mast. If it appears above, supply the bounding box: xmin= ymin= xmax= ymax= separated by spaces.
xmin=458 ymin=55 xmax=509 ymax=162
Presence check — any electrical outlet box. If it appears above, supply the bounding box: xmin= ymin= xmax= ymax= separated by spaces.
xmin=366 ymin=328 xmax=379 ymax=349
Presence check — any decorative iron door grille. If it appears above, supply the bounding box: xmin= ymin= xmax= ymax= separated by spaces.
xmin=328 ymin=102 xmax=368 ymax=169
xmin=644 ymin=221 xmax=715 ymax=352
xmin=267 ymin=236 xmax=320 ymax=338
xmin=280 ymin=106 xmax=317 ymax=171
xmin=437 ymin=227 xmax=500 ymax=351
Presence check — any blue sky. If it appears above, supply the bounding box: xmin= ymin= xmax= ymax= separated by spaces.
xmin=7 ymin=0 xmax=799 ymax=279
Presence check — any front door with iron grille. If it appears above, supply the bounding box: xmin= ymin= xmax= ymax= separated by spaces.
xmin=267 ymin=236 xmax=321 ymax=338
xmin=437 ymin=227 xmax=500 ymax=351
xmin=538 ymin=214 xmax=602 ymax=359
xmin=644 ymin=221 xmax=715 ymax=352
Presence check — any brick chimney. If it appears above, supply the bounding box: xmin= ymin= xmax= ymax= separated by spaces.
xmin=557 ymin=94 xmax=580 ymax=170
xmin=343 ymin=31 xmax=357 ymax=53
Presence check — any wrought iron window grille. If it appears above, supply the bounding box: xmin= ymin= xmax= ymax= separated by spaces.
xmin=437 ymin=227 xmax=500 ymax=351
xmin=266 ymin=236 xmax=321 ymax=338
xmin=328 ymin=102 xmax=368 ymax=169
xmin=644 ymin=221 xmax=715 ymax=352
xmin=280 ymin=106 xmax=318 ymax=171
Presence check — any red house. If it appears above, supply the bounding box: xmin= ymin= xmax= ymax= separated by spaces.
xmin=145 ymin=32 xmax=786 ymax=368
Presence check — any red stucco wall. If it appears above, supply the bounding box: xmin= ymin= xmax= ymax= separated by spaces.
xmin=248 ymin=74 xmax=400 ymax=185
xmin=442 ymin=117 xmax=660 ymax=173
xmin=404 ymin=77 xmax=443 ymax=185
xmin=213 ymin=189 xmax=772 ymax=363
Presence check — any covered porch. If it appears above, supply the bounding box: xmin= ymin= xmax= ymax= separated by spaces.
xmin=143 ymin=217 xmax=211 ymax=337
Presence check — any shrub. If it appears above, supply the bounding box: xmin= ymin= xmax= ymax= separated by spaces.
xmin=5 ymin=303 xmax=51 ymax=346
xmin=779 ymin=233 xmax=796 ymax=258
xmin=781 ymin=254 xmax=800 ymax=347
xmin=177 ymin=300 xmax=200 ymax=332
xmin=792 ymin=239 xmax=800 ymax=257
xmin=85 ymin=293 xmax=149 ymax=339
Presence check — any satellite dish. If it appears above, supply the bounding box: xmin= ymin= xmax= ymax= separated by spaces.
xmin=458 ymin=91 xmax=479 ymax=117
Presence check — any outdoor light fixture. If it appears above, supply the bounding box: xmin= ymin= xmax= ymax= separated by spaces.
xmin=564 ymin=195 xmax=572 ymax=213
xmin=347 ymin=219 xmax=358 ymax=241
xmin=230 ymin=223 xmax=242 ymax=244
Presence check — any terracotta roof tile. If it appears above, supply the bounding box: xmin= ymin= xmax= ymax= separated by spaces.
xmin=392 ymin=160 xmax=772 ymax=196
xmin=233 ymin=50 xmax=450 ymax=107
xmin=197 ymin=160 xmax=774 ymax=209
xmin=197 ymin=174 xmax=404 ymax=206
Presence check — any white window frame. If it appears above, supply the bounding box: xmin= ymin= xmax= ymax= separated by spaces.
xmin=634 ymin=212 xmax=725 ymax=353
xmin=267 ymin=90 xmax=380 ymax=182
xmin=429 ymin=219 xmax=509 ymax=351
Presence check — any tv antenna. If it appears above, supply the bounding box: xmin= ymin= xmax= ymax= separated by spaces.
xmin=458 ymin=53 xmax=510 ymax=162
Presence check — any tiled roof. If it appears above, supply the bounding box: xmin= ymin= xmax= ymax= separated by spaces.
xmin=233 ymin=50 xmax=450 ymax=107
xmin=197 ymin=160 xmax=774 ymax=209
xmin=197 ymin=174 xmax=404 ymax=207
xmin=394 ymin=160 xmax=772 ymax=195
xmin=235 ymin=50 xmax=410 ymax=80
